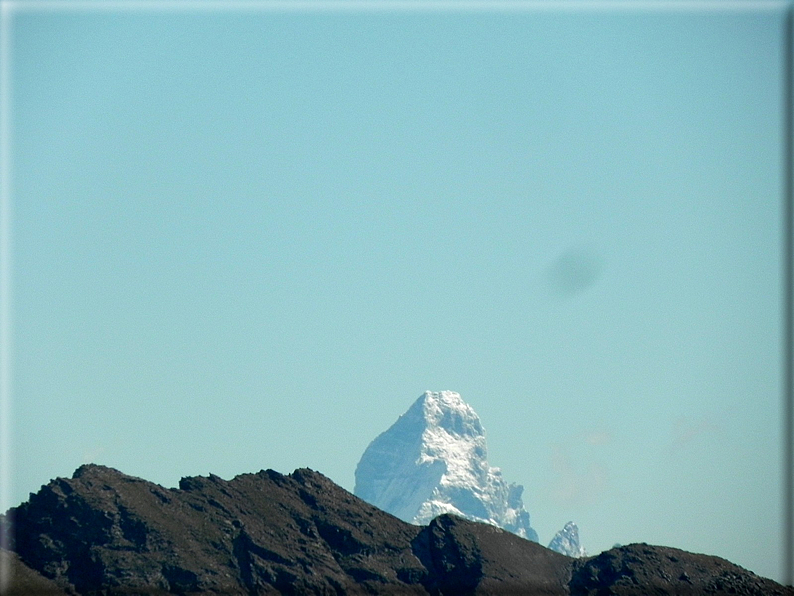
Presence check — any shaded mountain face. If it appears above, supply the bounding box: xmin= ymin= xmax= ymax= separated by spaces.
xmin=5 ymin=464 xmax=427 ymax=595
xmin=354 ymin=391 xmax=539 ymax=542
xmin=1 ymin=550 xmax=69 ymax=596
xmin=3 ymin=464 xmax=792 ymax=596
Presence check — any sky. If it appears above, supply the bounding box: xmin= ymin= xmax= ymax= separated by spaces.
xmin=3 ymin=0 xmax=789 ymax=584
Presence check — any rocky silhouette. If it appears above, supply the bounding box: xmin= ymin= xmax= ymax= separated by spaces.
xmin=2 ymin=464 xmax=791 ymax=595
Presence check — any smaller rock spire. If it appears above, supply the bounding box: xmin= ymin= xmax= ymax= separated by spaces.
xmin=548 ymin=521 xmax=587 ymax=557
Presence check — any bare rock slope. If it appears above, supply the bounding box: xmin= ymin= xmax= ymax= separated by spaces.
xmin=3 ymin=464 xmax=791 ymax=595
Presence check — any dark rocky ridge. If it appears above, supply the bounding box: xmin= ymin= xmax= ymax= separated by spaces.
xmin=2 ymin=464 xmax=791 ymax=595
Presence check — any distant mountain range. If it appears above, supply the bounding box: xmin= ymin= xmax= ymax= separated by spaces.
xmin=3 ymin=463 xmax=791 ymax=595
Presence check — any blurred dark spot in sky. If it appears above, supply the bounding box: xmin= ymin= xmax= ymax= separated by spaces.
xmin=546 ymin=247 xmax=604 ymax=296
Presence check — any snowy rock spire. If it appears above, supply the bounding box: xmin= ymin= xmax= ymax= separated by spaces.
xmin=354 ymin=390 xmax=539 ymax=541
xmin=548 ymin=521 xmax=587 ymax=557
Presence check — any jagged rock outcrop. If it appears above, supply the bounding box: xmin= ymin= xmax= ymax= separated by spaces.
xmin=354 ymin=390 xmax=539 ymax=541
xmin=5 ymin=464 xmax=428 ymax=595
xmin=569 ymin=543 xmax=790 ymax=596
xmin=549 ymin=521 xmax=587 ymax=558
xmin=3 ymin=464 xmax=792 ymax=595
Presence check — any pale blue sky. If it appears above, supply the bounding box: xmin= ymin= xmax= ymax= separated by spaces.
xmin=5 ymin=2 xmax=788 ymax=583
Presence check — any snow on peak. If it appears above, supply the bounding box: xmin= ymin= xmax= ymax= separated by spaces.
xmin=354 ymin=391 xmax=539 ymax=542
xmin=548 ymin=521 xmax=587 ymax=558
xmin=419 ymin=390 xmax=478 ymax=426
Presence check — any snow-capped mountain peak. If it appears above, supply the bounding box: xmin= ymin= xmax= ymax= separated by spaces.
xmin=548 ymin=521 xmax=587 ymax=557
xmin=354 ymin=390 xmax=539 ymax=542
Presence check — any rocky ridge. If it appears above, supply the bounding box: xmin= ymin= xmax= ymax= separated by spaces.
xmin=4 ymin=464 xmax=791 ymax=595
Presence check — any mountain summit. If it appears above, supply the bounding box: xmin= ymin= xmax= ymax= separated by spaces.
xmin=354 ymin=390 xmax=539 ymax=541
xmin=549 ymin=521 xmax=587 ymax=558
